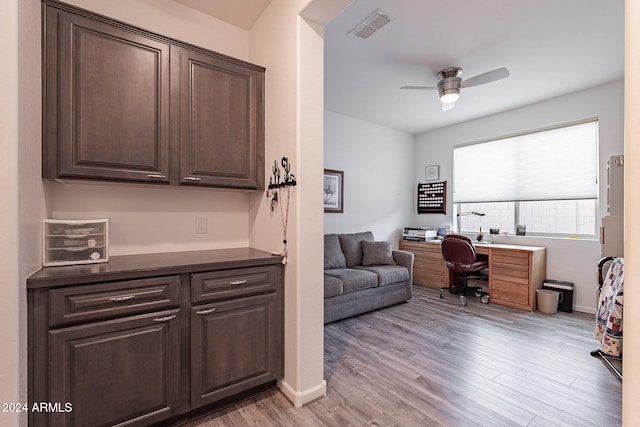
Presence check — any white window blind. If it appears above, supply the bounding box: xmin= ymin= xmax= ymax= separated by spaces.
xmin=453 ymin=120 xmax=598 ymax=203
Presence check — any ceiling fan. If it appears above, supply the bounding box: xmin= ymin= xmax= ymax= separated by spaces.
xmin=401 ymin=66 xmax=510 ymax=111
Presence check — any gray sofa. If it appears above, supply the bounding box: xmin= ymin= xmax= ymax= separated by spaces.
xmin=324 ymin=231 xmax=414 ymax=323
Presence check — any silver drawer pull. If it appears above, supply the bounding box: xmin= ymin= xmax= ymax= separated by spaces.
xmin=229 ymin=280 xmax=247 ymax=285
xmin=146 ymin=174 xmax=166 ymax=180
xmin=153 ymin=315 xmax=177 ymax=322
xmin=184 ymin=176 xmax=202 ymax=182
xmin=196 ymin=308 xmax=216 ymax=315
xmin=109 ymin=295 xmax=136 ymax=302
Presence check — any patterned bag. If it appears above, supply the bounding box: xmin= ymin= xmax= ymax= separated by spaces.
xmin=595 ymin=257 xmax=624 ymax=357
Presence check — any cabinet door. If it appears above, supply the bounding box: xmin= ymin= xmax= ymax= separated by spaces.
xmin=191 ymin=294 xmax=276 ymax=408
xmin=179 ymin=48 xmax=265 ymax=189
xmin=45 ymin=310 xmax=182 ymax=427
xmin=44 ymin=7 xmax=171 ymax=183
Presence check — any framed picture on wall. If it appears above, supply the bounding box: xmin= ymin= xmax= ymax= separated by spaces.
xmin=324 ymin=169 xmax=344 ymax=213
xmin=425 ymin=165 xmax=439 ymax=181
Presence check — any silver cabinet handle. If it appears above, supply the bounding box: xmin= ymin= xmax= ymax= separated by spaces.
xmin=196 ymin=308 xmax=216 ymax=315
xmin=109 ymin=295 xmax=136 ymax=302
xmin=153 ymin=315 xmax=176 ymax=322
xmin=229 ymin=280 xmax=247 ymax=285
xmin=146 ymin=174 xmax=166 ymax=180
xmin=184 ymin=176 xmax=202 ymax=182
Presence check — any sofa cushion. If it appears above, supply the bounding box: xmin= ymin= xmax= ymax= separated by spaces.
xmin=324 ymin=268 xmax=378 ymax=293
xmin=324 ymin=275 xmax=343 ymax=298
xmin=339 ymin=231 xmax=375 ymax=267
xmin=362 ymin=241 xmax=396 ymax=266
xmin=355 ymin=265 xmax=410 ymax=286
xmin=324 ymin=234 xmax=347 ymax=269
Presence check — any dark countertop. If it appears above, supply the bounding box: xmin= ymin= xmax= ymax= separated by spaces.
xmin=27 ymin=247 xmax=283 ymax=289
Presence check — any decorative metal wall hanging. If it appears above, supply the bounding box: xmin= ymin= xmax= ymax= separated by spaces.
xmin=266 ymin=157 xmax=297 ymax=264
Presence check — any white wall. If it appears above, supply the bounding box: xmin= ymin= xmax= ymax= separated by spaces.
xmin=413 ymin=80 xmax=624 ymax=313
xmin=324 ymin=111 xmax=416 ymax=245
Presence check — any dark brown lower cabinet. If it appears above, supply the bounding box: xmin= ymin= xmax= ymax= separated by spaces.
xmin=191 ymin=294 xmax=277 ymax=408
xmin=28 ymin=248 xmax=283 ymax=427
xmin=48 ymin=310 xmax=182 ymax=427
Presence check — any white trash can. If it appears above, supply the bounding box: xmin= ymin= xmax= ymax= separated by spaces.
xmin=536 ymin=289 xmax=560 ymax=314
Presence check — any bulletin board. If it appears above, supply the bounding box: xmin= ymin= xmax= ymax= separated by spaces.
xmin=417 ymin=181 xmax=446 ymax=214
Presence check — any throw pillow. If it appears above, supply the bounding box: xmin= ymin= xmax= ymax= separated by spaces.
xmin=324 ymin=234 xmax=347 ymax=269
xmin=339 ymin=231 xmax=375 ymax=267
xmin=361 ymin=240 xmax=396 ymax=266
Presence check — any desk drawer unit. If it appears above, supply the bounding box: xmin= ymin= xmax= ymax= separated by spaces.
xmin=490 ymin=249 xmax=532 ymax=310
xmin=399 ymin=240 xmax=448 ymax=288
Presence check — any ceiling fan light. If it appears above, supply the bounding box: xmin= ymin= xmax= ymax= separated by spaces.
xmin=440 ymin=91 xmax=459 ymax=104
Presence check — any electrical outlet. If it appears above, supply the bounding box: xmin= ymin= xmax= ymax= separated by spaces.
xmin=195 ymin=216 xmax=208 ymax=234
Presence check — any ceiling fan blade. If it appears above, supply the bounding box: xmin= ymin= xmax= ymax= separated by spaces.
xmin=461 ymin=67 xmax=509 ymax=88
xmin=400 ymin=85 xmax=437 ymax=90
xmin=442 ymin=102 xmax=455 ymax=112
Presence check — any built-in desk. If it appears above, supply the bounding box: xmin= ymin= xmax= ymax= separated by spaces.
xmin=399 ymin=239 xmax=546 ymax=311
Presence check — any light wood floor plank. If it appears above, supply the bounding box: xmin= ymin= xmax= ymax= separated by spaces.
xmin=187 ymin=286 xmax=622 ymax=427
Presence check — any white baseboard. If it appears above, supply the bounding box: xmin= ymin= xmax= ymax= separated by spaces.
xmin=278 ymin=379 xmax=326 ymax=407
xmin=575 ymin=305 xmax=596 ymax=315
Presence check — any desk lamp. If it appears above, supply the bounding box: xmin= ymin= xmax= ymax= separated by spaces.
xmin=457 ymin=211 xmax=485 ymax=234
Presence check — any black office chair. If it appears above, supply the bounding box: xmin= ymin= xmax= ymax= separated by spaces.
xmin=440 ymin=234 xmax=490 ymax=306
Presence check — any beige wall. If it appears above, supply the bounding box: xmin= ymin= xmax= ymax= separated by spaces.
xmin=1 ymin=1 xmax=49 ymax=426
xmin=624 ymin=1 xmax=640 ymax=423
xmin=60 ymin=0 xmax=250 ymax=59
xmin=49 ymin=183 xmax=252 ymax=255
xmin=0 ymin=1 xmax=23 ymax=425
xmin=248 ymin=0 xmax=350 ymax=406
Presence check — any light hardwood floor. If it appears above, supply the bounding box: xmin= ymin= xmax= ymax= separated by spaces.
xmin=188 ymin=286 xmax=622 ymax=427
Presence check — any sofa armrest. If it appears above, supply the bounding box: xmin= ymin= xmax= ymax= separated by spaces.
xmin=392 ymin=249 xmax=414 ymax=269
xmin=393 ymin=249 xmax=414 ymax=285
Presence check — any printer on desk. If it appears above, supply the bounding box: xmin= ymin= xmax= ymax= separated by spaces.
xmin=402 ymin=227 xmax=437 ymax=241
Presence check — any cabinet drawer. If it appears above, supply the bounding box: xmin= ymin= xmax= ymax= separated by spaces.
xmin=492 ymin=250 xmax=529 ymax=265
xmin=413 ymin=270 xmax=445 ymax=288
xmin=491 ymin=262 xmax=529 ymax=281
xmin=491 ymin=279 xmax=529 ymax=305
xmin=49 ymin=276 xmax=181 ymax=327
xmin=192 ymin=265 xmax=277 ymax=303
xmin=414 ymin=259 xmax=445 ymax=274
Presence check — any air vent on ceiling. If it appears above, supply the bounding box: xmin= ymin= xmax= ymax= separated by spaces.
xmin=349 ymin=9 xmax=394 ymax=40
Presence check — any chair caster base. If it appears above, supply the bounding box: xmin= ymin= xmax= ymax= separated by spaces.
xmin=460 ymin=295 xmax=467 ymax=306
xmin=481 ymin=294 xmax=490 ymax=304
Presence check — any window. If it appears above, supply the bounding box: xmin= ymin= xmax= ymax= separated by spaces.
xmin=453 ymin=120 xmax=598 ymax=238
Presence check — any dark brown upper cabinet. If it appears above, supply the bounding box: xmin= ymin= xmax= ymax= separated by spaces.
xmin=179 ymin=48 xmax=264 ymax=189
xmin=42 ymin=1 xmax=265 ymax=190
